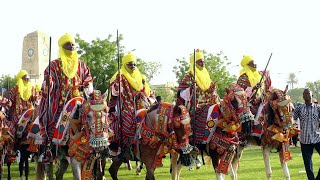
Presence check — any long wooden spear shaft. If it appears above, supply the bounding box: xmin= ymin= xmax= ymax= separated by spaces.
xmin=43 ymin=37 xmax=52 ymax=159
xmin=117 ymin=30 xmax=123 ymax=147
xmin=250 ymin=52 xmax=273 ymax=99
xmin=192 ymin=49 xmax=197 ymax=146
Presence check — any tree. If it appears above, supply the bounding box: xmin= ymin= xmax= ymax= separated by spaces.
xmin=172 ymin=50 xmax=237 ymax=97
xmin=136 ymin=58 xmax=161 ymax=83
xmin=287 ymin=87 xmax=304 ymax=104
xmin=0 ymin=74 xmax=16 ymax=97
xmin=287 ymin=73 xmax=298 ymax=89
xmin=152 ymin=83 xmax=177 ymax=103
xmin=75 ymin=34 xmax=161 ymax=93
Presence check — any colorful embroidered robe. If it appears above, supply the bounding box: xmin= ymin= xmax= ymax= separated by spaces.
xmin=7 ymin=85 xmax=35 ymax=135
xmin=37 ymin=59 xmax=92 ymax=144
xmin=177 ymin=72 xmax=219 ymax=143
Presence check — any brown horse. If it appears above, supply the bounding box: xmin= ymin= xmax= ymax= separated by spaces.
xmin=171 ymin=84 xmax=254 ymax=180
xmin=230 ymin=87 xmax=299 ymax=180
xmin=109 ymin=102 xmax=192 ymax=180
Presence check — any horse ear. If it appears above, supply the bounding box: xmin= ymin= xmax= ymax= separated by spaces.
xmin=284 ymin=85 xmax=289 ymax=94
xmin=102 ymin=89 xmax=109 ymax=101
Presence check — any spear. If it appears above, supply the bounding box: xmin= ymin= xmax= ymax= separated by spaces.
xmin=192 ymin=49 xmax=197 ymax=146
xmin=250 ymin=53 xmax=273 ymax=100
xmin=117 ymin=30 xmax=123 ymax=147
xmin=43 ymin=36 xmax=52 ymax=160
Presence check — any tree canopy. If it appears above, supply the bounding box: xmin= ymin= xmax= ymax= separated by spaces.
xmin=75 ymin=34 xmax=161 ymax=93
xmin=172 ymin=50 xmax=237 ymax=97
xmin=0 ymin=74 xmax=16 ymax=97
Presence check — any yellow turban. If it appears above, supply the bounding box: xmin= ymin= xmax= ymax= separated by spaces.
xmin=239 ymin=55 xmax=263 ymax=95
xmin=35 ymin=84 xmax=41 ymax=92
xmin=189 ymin=50 xmax=204 ymax=64
xmin=16 ymin=70 xmax=32 ymax=101
xmin=58 ymin=33 xmax=78 ymax=79
xmin=16 ymin=70 xmax=28 ymax=80
xmin=122 ymin=52 xmax=137 ymax=65
xmin=58 ymin=33 xmax=75 ymax=47
xmin=111 ymin=52 xmax=146 ymax=95
xmin=188 ymin=49 xmax=211 ymax=91
xmin=241 ymin=55 xmax=253 ymax=67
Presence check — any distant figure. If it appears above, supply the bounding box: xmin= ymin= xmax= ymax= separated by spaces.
xmin=156 ymin=96 xmax=162 ymax=103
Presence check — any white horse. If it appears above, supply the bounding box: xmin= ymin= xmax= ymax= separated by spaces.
xmin=230 ymin=87 xmax=299 ymax=180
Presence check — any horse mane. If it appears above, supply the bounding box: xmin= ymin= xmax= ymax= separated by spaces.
xmin=148 ymin=103 xmax=160 ymax=113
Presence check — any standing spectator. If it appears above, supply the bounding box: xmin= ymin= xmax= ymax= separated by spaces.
xmin=293 ymin=88 xmax=320 ymax=180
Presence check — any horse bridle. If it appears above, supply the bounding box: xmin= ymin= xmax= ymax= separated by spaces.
xmin=269 ymin=89 xmax=293 ymax=128
xmin=81 ymin=91 xmax=109 ymax=143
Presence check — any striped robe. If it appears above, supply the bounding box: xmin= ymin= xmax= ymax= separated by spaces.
xmin=37 ymin=59 xmax=92 ymax=144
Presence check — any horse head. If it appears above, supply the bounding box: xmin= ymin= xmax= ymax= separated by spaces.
xmin=80 ymin=90 xmax=111 ymax=151
xmin=265 ymin=87 xmax=295 ymax=142
xmin=135 ymin=91 xmax=152 ymax=110
xmin=221 ymin=84 xmax=254 ymax=133
xmin=171 ymin=104 xmax=192 ymax=154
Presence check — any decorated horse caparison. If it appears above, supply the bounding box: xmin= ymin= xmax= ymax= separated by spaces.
xmin=108 ymin=101 xmax=193 ymax=180
xmin=230 ymin=87 xmax=299 ymax=180
xmin=0 ymin=104 xmax=15 ymax=180
xmin=49 ymin=90 xmax=111 ymax=180
xmin=171 ymin=84 xmax=254 ymax=180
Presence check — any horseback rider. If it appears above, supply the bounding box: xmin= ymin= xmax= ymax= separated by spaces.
xmin=176 ymin=49 xmax=219 ymax=144
xmin=7 ymin=70 xmax=36 ymax=135
xmin=108 ymin=52 xmax=153 ymax=162
xmin=36 ymin=33 xmax=93 ymax=180
xmin=237 ymin=55 xmax=272 ymax=136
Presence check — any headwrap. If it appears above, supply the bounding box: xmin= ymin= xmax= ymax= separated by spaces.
xmin=58 ymin=33 xmax=78 ymax=79
xmin=142 ymin=75 xmax=151 ymax=97
xmin=35 ymin=84 xmax=42 ymax=92
xmin=16 ymin=70 xmax=32 ymax=101
xmin=111 ymin=53 xmax=149 ymax=96
xmin=239 ymin=55 xmax=263 ymax=93
xmin=189 ymin=49 xmax=211 ymax=91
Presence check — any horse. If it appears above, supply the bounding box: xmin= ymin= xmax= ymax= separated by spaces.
xmin=108 ymin=102 xmax=193 ymax=180
xmin=171 ymin=83 xmax=254 ymax=180
xmin=230 ymin=87 xmax=299 ymax=180
xmin=52 ymin=90 xmax=111 ymax=180
xmin=15 ymin=106 xmax=40 ymax=180
xmin=0 ymin=104 xmax=15 ymax=180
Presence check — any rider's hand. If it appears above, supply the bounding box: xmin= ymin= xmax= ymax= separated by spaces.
xmin=254 ymin=83 xmax=261 ymax=90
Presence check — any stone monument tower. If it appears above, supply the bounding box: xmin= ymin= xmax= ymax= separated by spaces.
xmin=22 ymin=31 xmax=49 ymax=86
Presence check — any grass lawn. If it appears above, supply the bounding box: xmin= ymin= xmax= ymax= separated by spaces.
xmin=2 ymin=146 xmax=318 ymax=180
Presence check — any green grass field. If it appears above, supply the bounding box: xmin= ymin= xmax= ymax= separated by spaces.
xmin=2 ymin=146 xmax=318 ymax=180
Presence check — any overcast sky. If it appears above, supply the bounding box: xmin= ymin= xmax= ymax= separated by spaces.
xmin=1 ymin=0 xmax=319 ymax=89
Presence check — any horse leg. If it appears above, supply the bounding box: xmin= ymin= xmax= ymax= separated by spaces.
xmin=55 ymin=159 xmax=68 ymax=180
xmin=95 ymin=158 xmax=107 ymax=180
xmin=70 ymin=157 xmax=81 ymax=180
xmin=136 ymin=161 xmax=142 ymax=175
xmin=24 ymin=157 xmax=30 ymax=180
xmin=144 ymin=162 xmax=155 ymax=180
xmin=126 ymin=161 xmax=132 ymax=170
xmin=0 ymin=163 xmax=2 ymax=180
xmin=7 ymin=162 xmax=11 ymax=180
xmin=108 ymin=157 xmax=123 ymax=180
xmin=279 ymin=151 xmax=290 ymax=180
xmin=44 ymin=162 xmax=54 ymax=180
xmin=35 ymin=161 xmax=46 ymax=180
xmin=170 ymin=153 xmax=183 ymax=180
xmin=262 ymin=146 xmax=272 ymax=180
xmin=230 ymin=146 xmax=244 ymax=180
